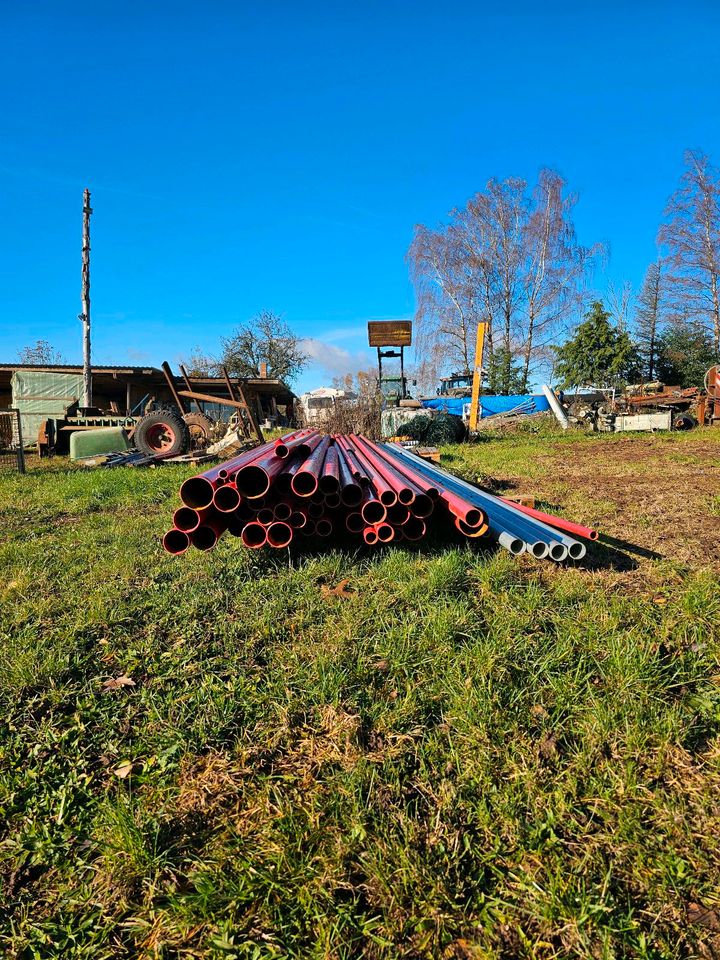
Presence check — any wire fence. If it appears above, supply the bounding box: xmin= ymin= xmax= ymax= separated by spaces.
xmin=0 ymin=409 xmax=26 ymax=473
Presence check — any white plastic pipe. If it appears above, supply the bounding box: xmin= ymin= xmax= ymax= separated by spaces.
xmin=542 ymin=385 xmax=568 ymax=430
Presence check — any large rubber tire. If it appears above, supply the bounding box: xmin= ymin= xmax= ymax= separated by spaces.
xmin=183 ymin=412 xmax=215 ymax=450
xmin=135 ymin=409 xmax=189 ymax=456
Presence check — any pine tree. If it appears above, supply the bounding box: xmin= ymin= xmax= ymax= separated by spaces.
xmin=656 ymin=324 xmax=717 ymax=387
xmin=554 ymin=301 xmax=640 ymax=388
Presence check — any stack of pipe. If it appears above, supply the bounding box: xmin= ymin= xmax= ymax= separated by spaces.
xmin=162 ymin=429 xmax=597 ymax=560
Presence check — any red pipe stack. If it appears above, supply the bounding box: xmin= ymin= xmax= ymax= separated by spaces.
xmin=162 ymin=430 xmax=597 ymax=556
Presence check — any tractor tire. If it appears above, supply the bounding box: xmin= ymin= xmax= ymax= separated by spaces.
xmin=134 ymin=409 xmax=189 ymax=457
xmin=183 ymin=412 xmax=215 ymax=451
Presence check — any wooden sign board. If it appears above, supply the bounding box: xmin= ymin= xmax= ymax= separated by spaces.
xmin=368 ymin=320 xmax=412 ymax=348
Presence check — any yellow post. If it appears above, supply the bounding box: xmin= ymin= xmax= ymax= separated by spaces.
xmin=468 ymin=322 xmax=487 ymax=432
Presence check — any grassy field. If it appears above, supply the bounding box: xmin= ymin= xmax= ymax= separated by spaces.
xmin=1 ymin=428 xmax=719 ymax=959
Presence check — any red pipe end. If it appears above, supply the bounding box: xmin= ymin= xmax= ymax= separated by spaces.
xmin=190 ymin=525 xmax=220 ymax=551
xmin=267 ymin=521 xmax=293 ymax=548
xmin=163 ymin=528 xmax=190 ymax=554
xmin=173 ymin=506 xmax=202 ymax=533
xmin=213 ymin=484 xmax=241 ymax=513
xmin=363 ymin=526 xmax=378 ymax=545
xmin=180 ymin=475 xmax=215 ymax=510
xmin=241 ymin=521 xmax=267 ymax=549
xmin=376 ymin=523 xmax=394 ymax=543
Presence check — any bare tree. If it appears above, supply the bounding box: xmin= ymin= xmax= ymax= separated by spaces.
xmin=606 ymin=279 xmax=633 ymax=331
xmin=18 ymin=339 xmax=65 ymax=364
xmin=220 ymin=310 xmax=308 ymax=383
xmin=658 ymin=150 xmax=720 ymax=354
xmin=408 ymin=170 xmax=600 ymax=394
xmin=634 ymin=262 xmax=664 ymax=380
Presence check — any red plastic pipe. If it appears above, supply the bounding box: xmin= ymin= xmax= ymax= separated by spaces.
xmin=498 ymin=498 xmax=599 ymax=541
xmin=291 ymin=436 xmax=332 ymax=497
xmin=318 ymin=444 xmax=340 ymax=495
xmin=343 ymin=439 xmax=397 ymax=507
xmin=213 ymin=482 xmax=241 ymax=513
xmin=267 ymin=521 xmax=293 ymax=548
xmin=241 ymin=521 xmax=267 ymax=549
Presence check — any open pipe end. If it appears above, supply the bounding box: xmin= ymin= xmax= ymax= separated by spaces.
xmin=379 ymin=490 xmax=398 ymax=507
xmin=273 ymin=502 xmax=292 ymax=521
xmin=324 ymin=493 xmax=341 ymax=509
xmin=190 ymin=525 xmax=220 ymax=551
xmin=340 ymin=483 xmax=363 ymax=507
xmin=180 ymin=475 xmax=215 ymax=510
xmin=235 ymin=465 xmax=270 ymax=500
xmin=315 ymin=518 xmax=332 ymax=538
xmin=300 ymin=520 xmax=316 ymax=537
xmin=213 ymin=485 xmax=241 ymax=513
xmin=289 ymin=510 xmax=307 ymax=529
xmin=549 ymin=541 xmax=568 ymax=562
xmin=163 ymin=528 xmax=190 ymax=555
xmin=362 ymin=501 xmax=386 ymax=525
xmin=257 ymin=508 xmax=275 ymax=526
xmin=363 ymin=527 xmax=378 ymax=545
xmin=387 ymin=503 xmax=410 ymax=526
xmin=292 ymin=471 xmax=318 ymax=498
xmin=173 ymin=506 xmax=202 ymax=533
xmin=455 ymin=516 xmax=489 ymax=539
xmin=410 ymin=493 xmax=434 ymax=519
xmin=403 ymin=517 xmax=426 ymax=541
xmin=498 ymin=532 xmax=525 ymax=556
xmin=345 ymin=512 xmax=364 ymax=533
xmin=267 ymin=521 xmax=293 ymax=548
xmin=318 ymin=476 xmax=340 ymax=496
xmin=397 ymin=489 xmax=415 ymax=506
xmin=568 ymin=541 xmax=586 ymax=560
xmin=241 ymin=521 xmax=267 ymax=549
xmin=530 ymin=541 xmax=550 ymax=559
xmin=307 ymin=501 xmax=324 ymax=519
xmin=376 ymin=523 xmax=394 ymax=543
xmin=275 ymin=444 xmax=290 ymax=458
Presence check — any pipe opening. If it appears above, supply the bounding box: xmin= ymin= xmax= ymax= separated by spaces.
xmin=257 ymin=508 xmax=275 ymax=526
xmin=173 ymin=507 xmax=202 ymax=532
xmin=361 ymin=500 xmax=386 ymax=525
xmin=289 ymin=510 xmax=307 ymax=529
xmin=363 ymin=527 xmax=378 ymax=545
xmin=568 ymin=541 xmax=586 ymax=560
xmin=241 ymin=522 xmax=267 ymax=549
xmin=403 ymin=517 xmax=425 ymax=541
xmin=324 ymin=493 xmax=341 ymax=509
xmin=549 ymin=542 xmax=568 ymax=562
xmin=267 ymin=521 xmax=293 ymax=548
xmin=345 ymin=512 xmax=364 ymax=533
xmin=163 ymin=528 xmax=190 ymax=554
xmin=191 ymin=525 xmax=219 ymax=551
xmin=292 ymin=471 xmax=318 ymax=497
xmin=308 ymin=501 xmax=324 ymax=519
xmin=376 ymin=523 xmax=394 ymax=543
xmin=213 ymin=485 xmax=241 ymax=513
xmin=180 ymin=476 xmax=214 ymax=510
xmin=273 ymin=502 xmax=292 ymax=521
xmin=410 ymin=493 xmax=434 ymax=519
xmin=398 ymin=488 xmax=415 ymax=506
xmin=319 ymin=475 xmax=340 ymax=495
xmin=340 ymin=482 xmax=363 ymax=507
xmin=315 ymin=518 xmax=332 ymax=538
xmin=300 ymin=520 xmax=316 ymax=537
xmin=379 ymin=489 xmax=397 ymax=507
xmin=530 ymin=541 xmax=549 ymax=559
xmin=235 ymin=465 xmax=270 ymax=499
xmin=387 ymin=503 xmax=410 ymax=526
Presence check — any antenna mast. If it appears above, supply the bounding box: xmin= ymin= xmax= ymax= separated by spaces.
xmin=80 ymin=188 xmax=93 ymax=407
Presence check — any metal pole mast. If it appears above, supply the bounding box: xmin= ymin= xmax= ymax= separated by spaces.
xmin=80 ymin=188 xmax=93 ymax=408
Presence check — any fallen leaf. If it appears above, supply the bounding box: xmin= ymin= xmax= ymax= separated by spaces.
xmin=539 ymin=735 xmax=558 ymax=760
xmin=113 ymin=761 xmax=136 ymax=779
xmin=687 ymin=902 xmax=720 ymax=932
xmin=653 ymin=595 xmax=668 ymax=605
xmin=373 ymin=659 xmax=389 ymax=673
xmin=320 ymin=579 xmax=355 ymax=599
xmin=530 ymin=704 xmax=549 ymax=720
xmin=102 ymin=675 xmax=136 ymax=691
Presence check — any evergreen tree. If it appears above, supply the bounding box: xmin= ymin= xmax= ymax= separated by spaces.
xmin=554 ymin=301 xmax=640 ymax=388
xmin=485 ymin=347 xmax=527 ymax=395
xmin=656 ymin=324 xmax=717 ymax=387
xmin=634 ymin=261 xmax=664 ymax=380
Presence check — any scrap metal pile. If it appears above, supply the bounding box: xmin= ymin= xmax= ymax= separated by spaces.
xmin=162 ymin=430 xmax=598 ymax=560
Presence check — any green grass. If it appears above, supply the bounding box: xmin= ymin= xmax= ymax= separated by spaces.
xmin=1 ymin=433 xmax=719 ymax=958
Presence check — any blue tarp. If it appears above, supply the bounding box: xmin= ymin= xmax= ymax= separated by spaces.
xmin=420 ymin=393 xmax=551 ymax=418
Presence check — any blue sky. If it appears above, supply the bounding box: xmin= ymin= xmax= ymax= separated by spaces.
xmin=1 ymin=0 xmax=719 ymax=394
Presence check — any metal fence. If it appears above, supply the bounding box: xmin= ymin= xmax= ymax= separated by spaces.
xmin=0 ymin=409 xmax=26 ymax=473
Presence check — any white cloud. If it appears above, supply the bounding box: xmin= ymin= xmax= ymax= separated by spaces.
xmin=300 ymin=338 xmax=373 ymax=378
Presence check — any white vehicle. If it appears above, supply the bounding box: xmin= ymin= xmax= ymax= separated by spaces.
xmin=300 ymin=387 xmax=356 ymax=425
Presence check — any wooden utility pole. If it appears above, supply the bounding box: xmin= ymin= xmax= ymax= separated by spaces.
xmin=80 ymin=188 xmax=93 ymax=407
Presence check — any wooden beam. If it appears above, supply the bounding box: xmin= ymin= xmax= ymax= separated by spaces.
xmin=161 ymin=361 xmax=187 ymax=414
